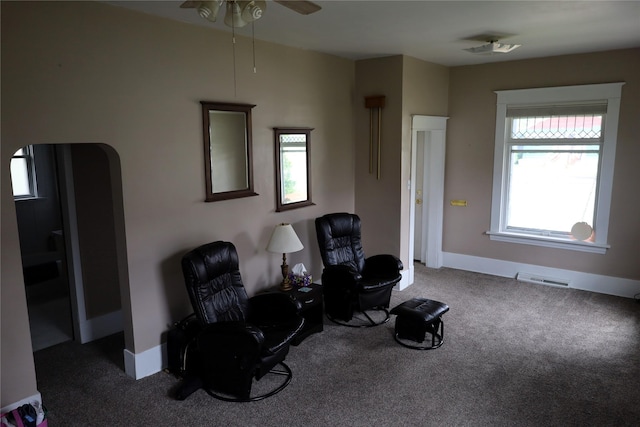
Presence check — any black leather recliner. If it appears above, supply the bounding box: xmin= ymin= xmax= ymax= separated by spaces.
xmin=315 ymin=213 xmax=403 ymax=327
xmin=178 ymin=241 xmax=304 ymax=401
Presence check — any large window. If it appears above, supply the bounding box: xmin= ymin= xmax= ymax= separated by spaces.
xmin=11 ymin=145 xmax=38 ymax=199
xmin=488 ymin=83 xmax=624 ymax=254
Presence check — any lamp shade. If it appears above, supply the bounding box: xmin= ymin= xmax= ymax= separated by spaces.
xmin=266 ymin=223 xmax=303 ymax=254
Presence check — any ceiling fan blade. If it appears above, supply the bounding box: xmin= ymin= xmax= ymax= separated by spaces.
xmin=274 ymin=0 xmax=321 ymax=15
xmin=180 ymin=1 xmax=200 ymax=9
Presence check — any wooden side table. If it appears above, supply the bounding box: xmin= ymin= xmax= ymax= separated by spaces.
xmin=277 ymin=282 xmax=324 ymax=345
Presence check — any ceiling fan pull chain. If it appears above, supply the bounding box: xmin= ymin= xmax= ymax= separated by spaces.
xmin=252 ymin=22 xmax=257 ymax=73
xmin=232 ymin=21 xmax=237 ymax=97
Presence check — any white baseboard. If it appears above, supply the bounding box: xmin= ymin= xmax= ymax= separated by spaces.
xmin=79 ymin=309 xmax=123 ymax=344
xmin=124 ymin=342 xmax=167 ymax=380
xmin=442 ymin=252 xmax=640 ymax=299
xmin=1 ymin=392 xmax=42 ymax=415
xmin=118 ymin=253 xmax=638 ymax=382
xmin=120 ymin=265 xmax=416 ymax=381
xmin=119 ymin=263 xmax=415 ymax=381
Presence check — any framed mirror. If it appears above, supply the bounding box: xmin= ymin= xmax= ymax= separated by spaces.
xmin=201 ymin=101 xmax=257 ymax=202
xmin=274 ymin=127 xmax=314 ymax=211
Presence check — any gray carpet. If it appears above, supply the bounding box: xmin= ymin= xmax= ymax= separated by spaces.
xmin=34 ymin=264 xmax=640 ymax=426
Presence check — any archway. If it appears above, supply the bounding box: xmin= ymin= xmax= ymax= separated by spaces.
xmin=11 ymin=143 xmax=132 ymax=362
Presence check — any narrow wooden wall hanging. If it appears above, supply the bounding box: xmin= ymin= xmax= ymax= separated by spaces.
xmin=365 ymin=95 xmax=385 ymax=179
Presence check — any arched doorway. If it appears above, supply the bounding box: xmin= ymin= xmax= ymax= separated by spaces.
xmin=12 ymin=143 xmax=131 ymax=357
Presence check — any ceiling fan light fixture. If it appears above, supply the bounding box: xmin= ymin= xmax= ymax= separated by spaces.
xmin=197 ymin=0 xmax=223 ymax=22
xmin=224 ymin=1 xmax=248 ymax=28
xmin=241 ymin=0 xmax=266 ymax=23
xmin=465 ymin=40 xmax=521 ymax=55
xmin=182 ymin=0 xmax=320 ymax=25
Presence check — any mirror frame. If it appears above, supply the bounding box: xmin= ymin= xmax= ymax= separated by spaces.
xmin=201 ymin=101 xmax=257 ymax=202
xmin=274 ymin=127 xmax=314 ymax=212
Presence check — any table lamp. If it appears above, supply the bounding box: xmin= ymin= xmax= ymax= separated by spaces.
xmin=266 ymin=223 xmax=303 ymax=291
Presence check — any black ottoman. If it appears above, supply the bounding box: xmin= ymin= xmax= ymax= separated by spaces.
xmin=390 ymin=298 xmax=449 ymax=350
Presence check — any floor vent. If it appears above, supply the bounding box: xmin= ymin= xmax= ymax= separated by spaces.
xmin=516 ymin=272 xmax=570 ymax=287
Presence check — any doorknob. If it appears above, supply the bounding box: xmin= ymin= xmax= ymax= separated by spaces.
xmin=416 ymin=199 xmax=422 ymax=205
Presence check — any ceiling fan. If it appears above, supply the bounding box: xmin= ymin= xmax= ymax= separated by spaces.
xmin=180 ymin=0 xmax=321 ymax=28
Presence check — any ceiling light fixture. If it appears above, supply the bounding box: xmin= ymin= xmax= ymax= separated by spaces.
xmin=464 ymin=40 xmax=521 ymax=55
xmin=182 ymin=0 xmax=319 ymax=94
xmin=182 ymin=0 xmax=320 ymax=24
xmin=225 ymin=0 xmax=266 ymax=28
xmin=197 ymin=0 xmax=223 ymax=22
xmin=188 ymin=0 xmax=267 ymax=28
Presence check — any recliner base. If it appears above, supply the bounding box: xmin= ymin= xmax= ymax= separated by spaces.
xmin=326 ymin=307 xmax=390 ymax=328
xmin=204 ymin=361 xmax=293 ymax=402
xmin=393 ymin=321 xmax=445 ymax=350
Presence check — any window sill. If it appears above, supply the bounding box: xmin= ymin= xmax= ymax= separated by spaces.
xmin=485 ymin=231 xmax=609 ymax=254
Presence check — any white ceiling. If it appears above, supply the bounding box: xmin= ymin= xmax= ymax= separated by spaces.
xmin=105 ymin=1 xmax=640 ymax=67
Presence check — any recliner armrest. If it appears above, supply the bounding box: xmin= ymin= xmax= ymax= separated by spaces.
xmin=248 ymin=292 xmax=301 ymax=322
xmin=199 ymin=321 xmax=265 ymax=348
xmin=363 ymin=254 xmax=404 ymax=279
xmin=197 ymin=321 xmax=265 ymax=372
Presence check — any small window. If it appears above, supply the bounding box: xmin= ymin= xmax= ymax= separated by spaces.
xmin=279 ymin=133 xmax=308 ymax=204
xmin=11 ymin=145 xmax=38 ymax=199
xmin=489 ymin=83 xmax=624 ymax=254
xmin=274 ymin=127 xmax=314 ymax=212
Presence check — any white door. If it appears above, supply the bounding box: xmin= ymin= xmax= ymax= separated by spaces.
xmin=413 ymin=133 xmax=426 ymax=260
xmin=409 ymin=116 xmax=448 ymax=268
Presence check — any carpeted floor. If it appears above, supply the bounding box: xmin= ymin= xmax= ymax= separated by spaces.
xmin=34 ymin=264 xmax=640 ymax=426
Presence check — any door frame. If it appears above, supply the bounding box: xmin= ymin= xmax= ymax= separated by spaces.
xmin=55 ymin=144 xmax=83 ymax=342
xmin=409 ymin=116 xmax=448 ymax=269
xmin=55 ymin=144 xmax=125 ymax=344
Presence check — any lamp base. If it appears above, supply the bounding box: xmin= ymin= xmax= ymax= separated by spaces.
xmin=279 ymin=256 xmax=292 ymax=291
xmin=279 ymin=279 xmax=292 ymax=292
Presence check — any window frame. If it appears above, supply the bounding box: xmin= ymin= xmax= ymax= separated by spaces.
xmin=488 ymin=83 xmax=624 ymax=254
xmin=274 ymin=127 xmax=314 ymax=212
xmin=11 ymin=145 xmax=38 ymax=200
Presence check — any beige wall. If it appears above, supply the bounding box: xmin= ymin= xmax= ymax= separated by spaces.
xmin=0 ymin=164 xmax=39 ymax=411
xmin=3 ymin=0 xmax=637 ymax=411
xmin=71 ymin=144 xmax=122 ymax=319
xmin=354 ymin=56 xmax=404 ymax=258
xmin=1 ymin=1 xmax=355 ymax=406
xmin=400 ymin=56 xmax=449 ymax=264
xmin=354 ymin=56 xmax=449 ymax=267
xmin=446 ymin=49 xmax=640 ymax=280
